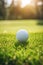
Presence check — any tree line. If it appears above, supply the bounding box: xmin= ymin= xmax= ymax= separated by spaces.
xmin=0 ymin=0 xmax=43 ymax=20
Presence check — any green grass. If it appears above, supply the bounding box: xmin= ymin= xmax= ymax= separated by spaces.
xmin=0 ymin=20 xmax=43 ymax=65
xmin=0 ymin=33 xmax=43 ymax=65
xmin=0 ymin=20 xmax=43 ymax=33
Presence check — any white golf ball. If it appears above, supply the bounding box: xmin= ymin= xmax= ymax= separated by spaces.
xmin=16 ymin=29 xmax=28 ymax=42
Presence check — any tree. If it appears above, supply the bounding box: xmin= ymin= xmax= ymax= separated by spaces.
xmin=41 ymin=0 xmax=43 ymax=19
xmin=37 ymin=0 xmax=43 ymax=19
xmin=8 ymin=0 xmax=16 ymax=19
xmin=14 ymin=0 xmax=22 ymax=19
xmin=0 ymin=0 xmax=6 ymax=20
xmin=35 ymin=0 xmax=43 ymax=19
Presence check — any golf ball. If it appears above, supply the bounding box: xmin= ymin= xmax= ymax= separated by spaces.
xmin=16 ymin=29 xmax=28 ymax=42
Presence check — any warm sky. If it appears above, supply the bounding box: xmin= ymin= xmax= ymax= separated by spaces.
xmin=6 ymin=0 xmax=42 ymax=8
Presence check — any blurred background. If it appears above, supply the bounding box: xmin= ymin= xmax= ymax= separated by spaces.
xmin=0 ymin=0 xmax=43 ymax=20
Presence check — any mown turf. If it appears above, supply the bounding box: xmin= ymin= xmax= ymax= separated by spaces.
xmin=0 ymin=33 xmax=43 ymax=65
xmin=0 ymin=20 xmax=43 ymax=33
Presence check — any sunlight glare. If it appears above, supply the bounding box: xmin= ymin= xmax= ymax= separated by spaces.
xmin=14 ymin=0 xmax=18 ymax=6
xmin=21 ymin=0 xmax=32 ymax=8
xmin=6 ymin=0 xmax=12 ymax=7
xmin=37 ymin=1 xmax=42 ymax=6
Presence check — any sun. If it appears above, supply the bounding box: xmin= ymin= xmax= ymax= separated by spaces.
xmin=21 ymin=0 xmax=32 ymax=8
